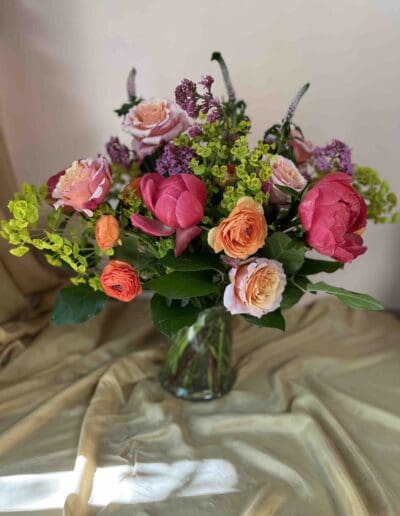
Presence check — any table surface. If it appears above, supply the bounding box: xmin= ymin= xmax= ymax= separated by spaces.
xmin=0 ymin=298 xmax=399 ymax=516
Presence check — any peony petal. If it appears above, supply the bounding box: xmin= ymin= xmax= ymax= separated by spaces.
xmin=174 ymin=226 xmax=202 ymax=257
xmin=175 ymin=191 xmax=204 ymax=229
xmin=155 ymin=193 xmax=179 ymax=227
xmin=130 ymin=213 xmax=175 ymax=236
xmin=180 ymin=174 xmax=208 ymax=204
xmin=140 ymin=173 xmax=163 ymax=214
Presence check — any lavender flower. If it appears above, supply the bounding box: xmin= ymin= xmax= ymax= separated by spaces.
xmin=156 ymin=143 xmax=195 ymax=176
xmin=188 ymin=125 xmax=202 ymax=138
xmin=106 ymin=137 xmax=131 ymax=168
xmin=175 ymin=75 xmax=222 ymax=122
xmin=314 ymin=139 xmax=354 ymax=175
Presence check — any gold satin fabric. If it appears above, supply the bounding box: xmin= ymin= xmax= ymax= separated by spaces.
xmin=1 ymin=128 xmax=400 ymax=515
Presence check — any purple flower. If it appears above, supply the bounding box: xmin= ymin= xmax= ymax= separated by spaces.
xmin=156 ymin=143 xmax=195 ymax=176
xmin=106 ymin=137 xmax=131 ymax=168
xmin=175 ymin=75 xmax=222 ymax=122
xmin=188 ymin=125 xmax=203 ymax=138
xmin=314 ymin=139 xmax=354 ymax=176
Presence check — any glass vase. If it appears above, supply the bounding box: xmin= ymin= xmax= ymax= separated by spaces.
xmin=161 ymin=306 xmax=235 ymax=401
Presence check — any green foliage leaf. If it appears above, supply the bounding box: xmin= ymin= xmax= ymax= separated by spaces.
xmin=160 ymin=252 xmax=224 ymax=272
xmin=243 ymin=309 xmax=286 ymax=331
xmin=275 ymin=185 xmax=302 ymax=200
xmin=264 ymin=232 xmax=305 ymax=273
xmin=281 ymin=276 xmax=308 ymax=309
xmin=51 ymin=285 xmax=108 ymax=325
xmin=150 ymin=294 xmax=201 ymax=338
xmin=145 ymin=271 xmax=220 ymax=299
xmin=298 ymin=258 xmax=344 ymax=275
xmin=306 ymin=281 xmax=384 ymax=311
xmin=114 ymin=234 xmax=157 ymax=273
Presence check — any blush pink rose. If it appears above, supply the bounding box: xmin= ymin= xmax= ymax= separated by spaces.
xmin=50 ymin=157 xmax=112 ymax=216
xmin=299 ymin=172 xmax=367 ymax=263
xmin=224 ymin=258 xmax=287 ymax=318
xmin=130 ymin=173 xmax=207 ymax=256
xmin=288 ymin=128 xmax=314 ymax=165
xmin=123 ymin=99 xmax=189 ymax=160
xmin=265 ymin=155 xmax=307 ymax=205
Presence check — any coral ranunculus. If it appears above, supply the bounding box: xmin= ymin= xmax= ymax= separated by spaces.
xmin=130 ymin=173 xmax=207 ymax=256
xmin=96 ymin=215 xmax=121 ymax=250
xmin=122 ymin=99 xmax=189 ymax=160
xmin=100 ymin=260 xmax=142 ymax=302
xmin=208 ymin=197 xmax=268 ymax=260
xmin=224 ymin=258 xmax=286 ymax=318
xmin=50 ymin=157 xmax=112 ymax=216
xmin=299 ymin=172 xmax=367 ymax=263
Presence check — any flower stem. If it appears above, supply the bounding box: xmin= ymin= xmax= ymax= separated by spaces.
xmin=211 ymin=52 xmax=236 ymax=103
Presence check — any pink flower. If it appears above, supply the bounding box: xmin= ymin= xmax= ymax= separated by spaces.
xmin=130 ymin=173 xmax=207 ymax=256
xmin=50 ymin=157 xmax=112 ymax=216
xmin=299 ymin=172 xmax=367 ymax=263
xmin=265 ymin=155 xmax=307 ymax=205
xmin=224 ymin=258 xmax=286 ymax=318
xmin=123 ymin=99 xmax=189 ymax=160
xmin=288 ymin=128 xmax=314 ymax=165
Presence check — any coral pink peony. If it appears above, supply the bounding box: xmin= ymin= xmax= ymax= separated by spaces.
xmin=100 ymin=260 xmax=142 ymax=302
xmin=288 ymin=128 xmax=314 ymax=165
xmin=224 ymin=258 xmax=286 ymax=318
xmin=50 ymin=157 xmax=112 ymax=216
xmin=299 ymin=172 xmax=367 ymax=263
xmin=123 ymin=99 xmax=189 ymax=160
xmin=130 ymin=173 xmax=207 ymax=256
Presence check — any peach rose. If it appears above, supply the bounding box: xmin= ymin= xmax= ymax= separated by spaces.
xmin=122 ymin=99 xmax=189 ymax=160
xmin=95 ymin=215 xmax=121 ymax=250
xmin=100 ymin=260 xmax=142 ymax=302
xmin=208 ymin=197 xmax=268 ymax=259
xmin=224 ymin=258 xmax=286 ymax=318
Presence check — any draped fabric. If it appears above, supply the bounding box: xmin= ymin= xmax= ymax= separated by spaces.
xmin=0 ymin=127 xmax=400 ymax=515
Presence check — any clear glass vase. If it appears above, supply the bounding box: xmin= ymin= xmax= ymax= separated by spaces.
xmin=161 ymin=306 xmax=235 ymax=401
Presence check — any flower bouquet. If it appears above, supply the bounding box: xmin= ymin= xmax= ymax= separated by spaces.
xmin=1 ymin=53 xmax=398 ymax=400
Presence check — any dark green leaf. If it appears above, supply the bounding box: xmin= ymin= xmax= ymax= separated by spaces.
xmin=160 ymin=252 xmax=224 ymax=272
xmin=114 ymin=234 xmax=157 ymax=273
xmin=275 ymin=185 xmax=302 ymax=200
xmin=243 ymin=309 xmax=286 ymax=331
xmin=145 ymin=271 xmax=220 ymax=299
xmin=150 ymin=294 xmax=200 ymax=338
xmin=264 ymin=232 xmax=305 ymax=273
xmin=306 ymin=281 xmax=384 ymax=311
xmin=299 ymin=258 xmax=343 ymax=275
xmin=51 ymin=285 xmax=108 ymax=325
xmin=281 ymin=277 xmax=308 ymax=309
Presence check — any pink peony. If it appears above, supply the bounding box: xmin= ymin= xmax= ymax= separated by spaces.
xmin=299 ymin=172 xmax=367 ymax=263
xmin=123 ymin=99 xmax=189 ymax=160
xmin=224 ymin=258 xmax=286 ymax=318
xmin=50 ymin=157 xmax=112 ymax=216
xmin=288 ymin=128 xmax=314 ymax=165
xmin=130 ymin=173 xmax=207 ymax=256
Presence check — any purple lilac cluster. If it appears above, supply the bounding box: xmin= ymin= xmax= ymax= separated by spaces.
xmin=314 ymin=139 xmax=354 ymax=176
xmin=106 ymin=137 xmax=131 ymax=168
xmin=155 ymin=143 xmax=195 ymax=176
xmin=175 ymin=75 xmax=222 ymax=123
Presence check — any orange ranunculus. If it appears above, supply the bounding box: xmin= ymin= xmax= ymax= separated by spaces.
xmin=95 ymin=215 xmax=121 ymax=250
xmin=207 ymin=197 xmax=268 ymax=259
xmin=100 ymin=260 xmax=142 ymax=302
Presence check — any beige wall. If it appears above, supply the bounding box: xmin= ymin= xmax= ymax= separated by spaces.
xmin=1 ymin=0 xmax=399 ymax=308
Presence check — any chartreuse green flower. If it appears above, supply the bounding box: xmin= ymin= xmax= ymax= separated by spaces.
xmin=353 ymin=165 xmax=399 ymax=223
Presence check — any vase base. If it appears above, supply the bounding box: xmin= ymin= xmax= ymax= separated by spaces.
xmin=161 ymin=371 xmax=236 ymax=402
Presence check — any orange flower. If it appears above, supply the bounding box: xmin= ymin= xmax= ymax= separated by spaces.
xmin=208 ymin=197 xmax=268 ymax=259
xmin=95 ymin=215 xmax=121 ymax=250
xmin=100 ymin=260 xmax=142 ymax=302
